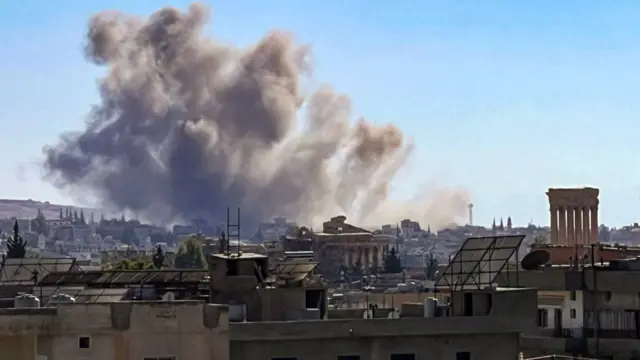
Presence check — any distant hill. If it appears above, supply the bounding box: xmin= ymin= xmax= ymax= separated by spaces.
xmin=0 ymin=199 xmax=100 ymax=220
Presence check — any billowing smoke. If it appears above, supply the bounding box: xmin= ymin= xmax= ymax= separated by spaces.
xmin=42 ymin=3 xmax=470 ymax=232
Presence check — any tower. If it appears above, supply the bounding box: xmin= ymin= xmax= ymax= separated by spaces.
xmin=468 ymin=203 xmax=474 ymax=225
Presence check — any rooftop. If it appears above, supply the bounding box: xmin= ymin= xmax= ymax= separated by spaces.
xmin=211 ymin=252 xmax=266 ymax=260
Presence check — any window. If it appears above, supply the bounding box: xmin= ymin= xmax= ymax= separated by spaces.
xmin=570 ymin=291 xmax=576 ymax=301
xmin=390 ymin=354 xmax=416 ymax=360
xmin=456 ymin=352 xmax=471 ymax=360
xmin=338 ymin=356 xmax=360 ymax=360
xmin=570 ymin=309 xmax=577 ymax=319
xmin=537 ymin=308 xmax=548 ymax=328
xmin=78 ymin=336 xmax=90 ymax=349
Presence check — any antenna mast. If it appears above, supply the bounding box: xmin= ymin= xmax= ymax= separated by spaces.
xmin=226 ymin=207 xmax=241 ymax=256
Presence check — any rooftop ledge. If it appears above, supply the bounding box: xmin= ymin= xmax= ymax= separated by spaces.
xmin=0 ymin=308 xmax=57 ymax=316
xmin=230 ymin=316 xmax=532 ymax=341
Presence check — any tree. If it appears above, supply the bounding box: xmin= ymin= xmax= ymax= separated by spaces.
xmin=152 ymin=245 xmax=165 ymax=269
xmin=30 ymin=209 xmax=49 ymax=236
xmin=6 ymin=220 xmax=27 ymax=259
xmin=424 ymin=252 xmax=439 ymax=280
xmin=121 ymin=225 xmax=137 ymax=245
xmin=110 ymin=259 xmax=152 ymax=270
xmin=533 ymin=234 xmax=548 ymax=247
xmin=174 ymin=237 xmax=207 ymax=269
xmin=383 ymin=247 xmax=402 ymax=274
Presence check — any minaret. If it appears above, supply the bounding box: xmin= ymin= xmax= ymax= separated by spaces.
xmin=468 ymin=203 xmax=474 ymax=225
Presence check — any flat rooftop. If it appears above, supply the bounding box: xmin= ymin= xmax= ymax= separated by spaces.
xmin=230 ymin=316 xmax=532 ymax=341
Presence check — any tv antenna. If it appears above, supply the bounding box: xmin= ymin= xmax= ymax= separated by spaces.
xmin=226 ymin=207 xmax=241 ymax=256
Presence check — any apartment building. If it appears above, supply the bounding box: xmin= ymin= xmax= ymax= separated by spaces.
xmin=0 ymin=301 xmax=228 ymax=360
xmin=499 ymin=257 xmax=640 ymax=359
xmin=0 ymin=288 xmax=536 ymax=360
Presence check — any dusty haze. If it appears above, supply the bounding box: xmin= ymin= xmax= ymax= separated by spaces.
xmin=42 ymin=3 xmax=470 ymax=232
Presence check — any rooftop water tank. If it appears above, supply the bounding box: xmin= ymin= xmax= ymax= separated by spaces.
xmin=14 ymin=293 xmax=41 ymax=308
xmin=228 ymin=304 xmax=247 ymax=322
xmin=423 ymin=297 xmax=437 ymax=318
xmin=47 ymin=293 xmax=76 ymax=307
xmin=162 ymin=291 xmax=176 ymax=301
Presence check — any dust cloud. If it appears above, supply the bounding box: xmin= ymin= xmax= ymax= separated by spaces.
xmin=42 ymin=3 xmax=470 ymax=232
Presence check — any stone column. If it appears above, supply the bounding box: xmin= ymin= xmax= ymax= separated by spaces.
xmin=574 ymin=207 xmax=582 ymax=245
xmin=567 ymin=207 xmax=575 ymax=245
xmin=550 ymin=206 xmax=559 ymax=244
xmin=364 ymin=247 xmax=370 ymax=270
xmin=558 ymin=207 xmax=567 ymax=245
xmin=345 ymin=247 xmax=352 ymax=267
xmin=590 ymin=206 xmax=599 ymax=244
xmin=582 ymin=206 xmax=590 ymax=245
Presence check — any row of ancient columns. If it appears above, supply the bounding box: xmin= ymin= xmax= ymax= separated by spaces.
xmin=550 ymin=206 xmax=598 ymax=246
xmin=344 ymin=246 xmax=383 ymax=269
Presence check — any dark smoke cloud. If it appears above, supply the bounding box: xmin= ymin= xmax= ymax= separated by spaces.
xmin=43 ymin=3 xmax=470 ymax=231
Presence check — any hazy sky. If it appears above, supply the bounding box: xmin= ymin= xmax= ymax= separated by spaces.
xmin=2 ymin=0 xmax=640 ymax=228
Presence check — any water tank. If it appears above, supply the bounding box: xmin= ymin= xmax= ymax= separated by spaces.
xmin=228 ymin=304 xmax=247 ymax=322
xmin=162 ymin=291 xmax=176 ymax=301
xmin=423 ymin=297 xmax=437 ymax=318
xmin=47 ymin=293 xmax=76 ymax=307
xmin=14 ymin=294 xmax=41 ymax=308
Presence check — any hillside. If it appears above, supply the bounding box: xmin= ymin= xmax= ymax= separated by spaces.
xmin=0 ymin=199 xmax=99 ymax=220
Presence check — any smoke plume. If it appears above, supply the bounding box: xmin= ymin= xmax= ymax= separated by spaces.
xmin=42 ymin=3 xmax=470 ymax=231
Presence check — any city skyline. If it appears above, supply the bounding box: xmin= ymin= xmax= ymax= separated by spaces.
xmin=3 ymin=1 xmax=640 ymax=227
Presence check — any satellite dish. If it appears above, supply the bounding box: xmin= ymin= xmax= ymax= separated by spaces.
xmin=521 ymin=250 xmax=550 ymax=270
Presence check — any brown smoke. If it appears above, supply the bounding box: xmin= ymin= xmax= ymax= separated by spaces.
xmin=42 ymin=3 xmax=470 ymax=232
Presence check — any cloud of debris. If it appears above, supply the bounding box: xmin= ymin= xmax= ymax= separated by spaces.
xmin=42 ymin=3 xmax=470 ymax=231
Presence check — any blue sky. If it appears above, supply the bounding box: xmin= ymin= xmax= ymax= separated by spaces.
xmin=2 ymin=0 xmax=640 ymax=228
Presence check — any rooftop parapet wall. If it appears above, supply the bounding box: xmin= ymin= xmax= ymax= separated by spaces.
xmin=498 ymin=266 xmax=640 ymax=293
xmin=230 ymin=316 xmax=531 ymax=341
xmin=0 ymin=301 xmax=228 ymax=336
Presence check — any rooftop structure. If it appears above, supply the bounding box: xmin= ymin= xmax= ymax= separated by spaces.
xmin=496 ymin=245 xmax=640 ymax=359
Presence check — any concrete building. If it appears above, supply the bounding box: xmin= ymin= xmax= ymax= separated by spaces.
xmin=0 ymin=288 xmax=536 ymax=360
xmin=0 ymin=301 xmax=229 ymax=360
xmin=498 ymin=256 xmax=640 ymax=359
